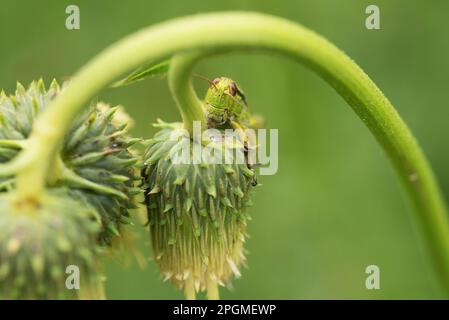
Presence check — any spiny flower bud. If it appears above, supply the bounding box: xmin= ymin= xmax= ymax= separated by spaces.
xmin=141 ymin=121 xmax=257 ymax=295
xmin=0 ymin=189 xmax=102 ymax=299
xmin=0 ymin=80 xmax=140 ymax=245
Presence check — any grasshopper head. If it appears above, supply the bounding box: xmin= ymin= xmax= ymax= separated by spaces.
xmin=205 ymin=77 xmax=246 ymax=108
xmin=204 ymin=77 xmax=247 ymax=127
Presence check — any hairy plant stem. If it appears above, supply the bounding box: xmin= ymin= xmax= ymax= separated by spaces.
xmin=15 ymin=124 xmax=62 ymax=201
xmin=4 ymin=12 xmax=448 ymax=295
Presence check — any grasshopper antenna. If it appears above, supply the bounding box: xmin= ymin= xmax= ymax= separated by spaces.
xmin=193 ymin=73 xmax=218 ymax=90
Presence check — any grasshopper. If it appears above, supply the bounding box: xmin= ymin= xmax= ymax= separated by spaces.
xmin=203 ymin=77 xmax=261 ymax=186
xmin=203 ymin=77 xmax=263 ymax=131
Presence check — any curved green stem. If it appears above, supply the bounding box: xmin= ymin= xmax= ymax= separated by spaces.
xmin=168 ymin=52 xmax=206 ymax=133
xmin=11 ymin=12 xmax=449 ymax=295
xmin=15 ymin=122 xmax=62 ymax=200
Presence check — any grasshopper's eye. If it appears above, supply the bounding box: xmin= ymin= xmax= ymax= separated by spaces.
xmin=211 ymin=78 xmax=220 ymax=87
xmin=228 ymin=82 xmax=237 ymax=96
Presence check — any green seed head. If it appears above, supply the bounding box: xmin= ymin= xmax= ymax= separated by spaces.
xmin=0 ymin=189 xmax=102 ymax=299
xmin=141 ymin=121 xmax=257 ymax=293
xmin=0 ymin=80 xmax=140 ymax=245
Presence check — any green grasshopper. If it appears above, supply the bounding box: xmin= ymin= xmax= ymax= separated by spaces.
xmin=204 ymin=77 xmax=251 ymax=130
xmin=203 ymin=76 xmax=263 ymax=131
xmin=203 ymin=77 xmax=261 ymax=186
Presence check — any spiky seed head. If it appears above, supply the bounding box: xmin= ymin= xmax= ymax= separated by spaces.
xmin=0 ymin=189 xmax=102 ymax=299
xmin=0 ymin=80 xmax=140 ymax=245
xmin=141 ymin=121 xmax=257 ymax=293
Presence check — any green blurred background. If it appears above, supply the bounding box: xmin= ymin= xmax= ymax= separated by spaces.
xmin=1 ymin=0 xmax=449 ymax=299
